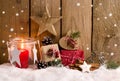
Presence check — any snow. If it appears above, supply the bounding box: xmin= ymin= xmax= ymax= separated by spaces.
xmin=0 ymin=63 xmax=120 ymax=81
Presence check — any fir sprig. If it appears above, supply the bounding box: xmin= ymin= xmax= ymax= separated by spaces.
xmin=70 ymin=31 xmax=80 ymax=39
xmin=107 ymin=61 xmax=119 ymax=69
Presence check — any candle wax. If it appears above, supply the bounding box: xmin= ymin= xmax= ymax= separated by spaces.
xmin=16 ymin=49 xmax=29 ymax=68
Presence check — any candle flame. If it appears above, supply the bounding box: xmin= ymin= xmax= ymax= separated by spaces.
xmin=21 ymin=39 xmax=24 ymax=49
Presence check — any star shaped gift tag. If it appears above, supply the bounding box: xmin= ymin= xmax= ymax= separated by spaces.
xmin=32 ymin=44 xmax=38 ymax=64
xmin=10 ymin=47 xmax=21 ymax=67
xmin=31 ymin=6 xmax=62 ymax=36
xmin=79 ymin=61 xmax=91 ymax=73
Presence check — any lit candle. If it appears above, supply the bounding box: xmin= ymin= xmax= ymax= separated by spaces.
xmin=16 ymin=39 xmax=29 ymax=68
xmin=8 ymin=37 xmax=38 ymax=68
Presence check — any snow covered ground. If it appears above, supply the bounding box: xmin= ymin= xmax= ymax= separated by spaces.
xmin=0 ymin=63 xmax=120 ymax=81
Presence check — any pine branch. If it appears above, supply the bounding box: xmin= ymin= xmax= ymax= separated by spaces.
xmin=70 ymin=31 xmax=80 ymax=39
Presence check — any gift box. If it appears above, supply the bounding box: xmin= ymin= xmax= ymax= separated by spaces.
xmin=61 ymin=50 xmax=84 ymax=66
xmin=41 ymin=44 xmax=61 ymax=62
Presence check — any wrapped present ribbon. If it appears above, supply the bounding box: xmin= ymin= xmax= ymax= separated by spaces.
xmin=65 ymin=36 xmax=77 ymax=48
xmin=61 ymin=50 xmax=84 ymax=66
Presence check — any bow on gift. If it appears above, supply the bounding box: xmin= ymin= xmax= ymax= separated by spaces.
xmin=66 ymin=36 xmax=77 ymax=48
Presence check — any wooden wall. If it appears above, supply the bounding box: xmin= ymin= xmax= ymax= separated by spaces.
xmin=0 ymin=0 xmax=29 ymax=64
xmin=0 ymin=0 xmax=91 ymax=64
xmin=62 ymin=0 xmax=92 ymax=58
xmin=31 ymin=0 xmax=92 ymax=58
xmin=31 ymin=0 xmax=61 ymax=42
xmin=93 ymin=0 xmax=120 ymax=63
xmin=1 ymin=0 xmax=119 ymax=64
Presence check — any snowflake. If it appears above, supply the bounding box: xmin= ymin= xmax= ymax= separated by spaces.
xmin=110 ymin=52 xmax=114 ymax=56
xmin=10 ymin=28 xmax=14 ymax=32
xmin=2 ymin=40 xmax=5 ymax=43
xmin=76 ymin=3 xmax=80 ymax=6
xmin=20 ymin=27 xmax=24 ymax=30
xmin=114 ymin=24 xmax=117 ymax=27
xmin=9 ymin=35 xmax=12 ymax=38
xmin=59 ymin=7 xmax=61 ymax=10
xmin=3 ymin=53 xmax=6 ymax=56
xmin=109 ymin=13 xmax=112 ymax=17
xmin=2 ymin=11 xmax=5 ymax=14
xmin=16 ymin=13 xmax=19 ymax=16
xmin=86 ymin=47 xmax=90 ymax=50
xmin=104 ymin=17 xmax=107 ymax=19
xmin=99 ymin=3 xmax=102 ymax=6
xmin=97 ymin=18 xmax=100 ymax=21
xmin=114 ymin=44 xmax=118 ymax=47
xmin=21 ymin=10 xmax=24 ymax=13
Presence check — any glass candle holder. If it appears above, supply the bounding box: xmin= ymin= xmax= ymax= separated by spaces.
xmin=7 ymin=37 xmax=39 ymax=68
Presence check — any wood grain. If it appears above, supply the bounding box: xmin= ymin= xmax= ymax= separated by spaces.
xmin=93 ymin=0 xmax=120 ymax=63
xmin=31 ymin=0 xmax=60 ymax=43
xmin=0 ymin=0 xmax=29 ymax=64
xmin=2 ymin=0 xmax=119 ymax=64
xmin=62 ymin=0 xmax=92 ymax=58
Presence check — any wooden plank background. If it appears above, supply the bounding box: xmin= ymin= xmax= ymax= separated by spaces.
xmin=62 ymin=0 xmax=92 ymax=58
xmin=0 ymin=0 xmax=91 ymax=63
xmin=0 ymin=0 xmax=29 ymax=64
xmin=93 ymin=0 xmax=120 ymax=63
xmin=1 ymin=0 xmax=119 ymax=64
xmin=31 ymin=0 xmax=61 ymax=42
xmin=31 ymin=0 xmax=92 ymax=58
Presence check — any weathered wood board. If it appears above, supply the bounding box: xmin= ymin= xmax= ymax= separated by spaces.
xmin=62 ymin=0 xmax=92 ymax=58
xmin=93 ymin=0 xmax=120 ymax=63
xmin=0 ymin=0 xmax=29 ymax=64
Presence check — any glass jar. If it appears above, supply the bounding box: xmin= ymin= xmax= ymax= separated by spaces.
xmin=7 ymin=37 xmax=40 ymax=68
